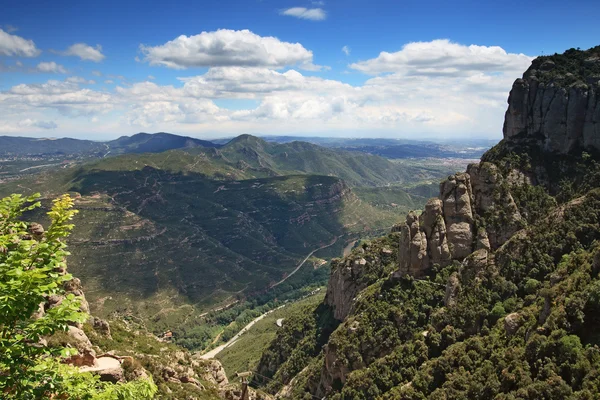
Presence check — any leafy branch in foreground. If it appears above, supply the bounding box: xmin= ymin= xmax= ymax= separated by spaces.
xmin=0 ymin=193 xmax=157 ymax=399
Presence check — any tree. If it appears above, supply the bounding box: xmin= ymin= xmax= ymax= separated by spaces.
xmin=0 ymin=193 xmax=157 ymax=399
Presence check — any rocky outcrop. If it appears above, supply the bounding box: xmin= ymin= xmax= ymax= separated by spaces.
xmin=467 ymin=163 xmax=523 ymax=249
xmin=440 ymin=173 xmax=474 ymax=259
xmin=393 ymin=160 xmax=525 ymax=279
xmin=203 ymin=359 xmax=229 ymax=387
xmin=503 ymin=47 xmax=600 ymax=154
xmin=325 ymin=237 xmax=398 ymax=320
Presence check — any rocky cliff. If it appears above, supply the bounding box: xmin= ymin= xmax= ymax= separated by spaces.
xmin=391 ymin=161 xmax=522 ymax=279
xmin=503 ymin=46 xmax=600 ymax=153
xmin=259 ymin=45 xmax=600 ymax=399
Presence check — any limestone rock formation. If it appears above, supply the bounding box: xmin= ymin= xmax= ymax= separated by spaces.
xmin=66 ymin=326 xmax=97 ymax=367
xmin=503 ymin=47 xmax=600 ymax=153
xmin=440 ymin=173 xmax=474 ymax=259
xmin=467 ymin=163 xmax=523 ymax=249
xmin=393 ymin=160 xmax=526 ymax=280
xmin=325 ymin=238 xmax=397 ymax=320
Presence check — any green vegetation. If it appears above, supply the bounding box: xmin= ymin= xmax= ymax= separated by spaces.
xmin=524 ymin=45 xmax=600 ymax=85
xmin=0 ymin=193 xmax=156 ymax=399
xmin=0 ymin=135 xmax=452 ymax=351
xmin=216 ymin=292 xmax=325 ymax=379
xmin=253 ymin=128 xmax=600 ymax=398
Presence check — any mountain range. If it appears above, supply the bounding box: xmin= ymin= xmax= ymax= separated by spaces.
xmin=0 ymin=133 xmax=459 ymax=351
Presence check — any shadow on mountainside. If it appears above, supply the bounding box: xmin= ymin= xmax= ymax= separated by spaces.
xmin=65 ymin=167 xmax=356 ymax=304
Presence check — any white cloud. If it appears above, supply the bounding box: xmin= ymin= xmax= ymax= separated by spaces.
xmin=350 ymin=39 xmax=531 ymax=76
xmin=66 ymin=76 xmax=96 ymax=84
xmin=280 ymin=7 xmax=326 ymax=21
xmin=62 ymin=43 xmax=105 ymax=62
xmin=104 ymin=80 xmax=114 ymax=84
xmin=342 ymin=46 xmax=350 ymax=56
xmin=0 ymin=39 xmax=533 ymax=139
xmin=18 ymin=118 xmax=57 ymax=129
xmin=139 ymin=29 xmax=315 ymax=69
xmin=2 ymin=80 xmax=113 ymax=117
xmin=147 ymin=75 xmax=156 ymax=80
xmin=91 ymin=70 xmax=103 ymax=77
xmin=37 ymin=61 xmax=67 ymax=74
xmin=0 ymin=28 xmax=41 ymax=57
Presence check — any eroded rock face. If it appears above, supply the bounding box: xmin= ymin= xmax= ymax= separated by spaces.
xmin=325 ymin=240 xmax=396 ymax=321
xmin=503 ymin=52 xmax=600 ymax=154
xmin=468 ymin=163 xmax=523 ymax=249
xmin=421 ymin=199 xmax=451 ymax=266
xmin=204 ymin=359 xmax=229 ymax=387
xmin=440 ymin=173 xmax=474 ymax=260
xmin=66 ymin=326 xmax=97 ymax=367
xmin=396 ymin=211 xmax=429 ymax=278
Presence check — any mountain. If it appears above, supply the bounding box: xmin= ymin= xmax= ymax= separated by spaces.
xmin=0 ymin=133 xmax=457 ymax=353
xmin=214 ymin=134 xmax=432 ymax=187
xmin=259 ymin=136 xmax=495 ymax=159
xmin=0 ymin=132 xmax=220 ymax=156
xmin=107 ymin=132 xmax=220 ymax=154
xmin=0 ymin=136 xmax=106 ymax=156
xmin=250 ymin=45 xmax=600 ymax=398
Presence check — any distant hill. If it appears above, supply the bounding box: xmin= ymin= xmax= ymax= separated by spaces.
xmin=0 ymin=132 xmax=220 ymax=156
xmin=212 ymin=134 xmax=430 ymax=187
xmin=0 ymin=136 xmax=106 ymax=156
xmin=108 ymin=132 xmax=220 ymax=154
xmin=0 ymin=132 xmax=494 ymax=160
xmin=260 ymin=136 xmax=496 ymax=159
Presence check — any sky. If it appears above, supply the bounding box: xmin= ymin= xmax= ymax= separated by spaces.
xmin=0 ymin=0 xmax=599 ymax=140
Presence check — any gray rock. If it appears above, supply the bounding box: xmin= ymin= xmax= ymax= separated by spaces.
xmin=444 ymin=273 xmax=460 ymax=307
xmin=440 ymin=173 xmax=474 ymax=259
xmin=504 ymin=312 xmax=522 ymax=335
xmin=503 ymin=71 xmax=600 ymax=154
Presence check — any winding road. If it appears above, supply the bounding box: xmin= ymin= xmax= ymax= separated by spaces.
xmin=198 ymin=238 xmax=338 ymax=359
xmin=271 ymin=236 xmax=338 ymax=288
xmin=198 ymin=305 xmax=285 ymax=360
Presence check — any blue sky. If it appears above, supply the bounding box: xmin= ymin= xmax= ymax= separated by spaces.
xmin=1 ymin=0 xmax=599 ymax=139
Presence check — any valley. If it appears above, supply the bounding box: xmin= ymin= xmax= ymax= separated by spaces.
xmin=0 ymin=133 xmax=466 ymax=356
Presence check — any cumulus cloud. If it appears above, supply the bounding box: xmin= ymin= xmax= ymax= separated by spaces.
xmin=1 ymin=80 xmax=113 ymax=117
xmin=91 ymin=70 xmax=103 ymax=77
xmin=0 ymin=28 xmax=41 ymax=57
xmin=62 ymin=43 xmax=105 ymax=62
xmin=37 ymin=61 xmax=68 ymax=74
xmin=280 ymin=7 xmax=326 ymax=21
xmin=139 ymin=29 xmax=314 ymax=69
xmin=0 ymin=39 xmax=533 ymax=138
xmin=342 ymin=46 xmax=350 ymax=56
xmin=350 ymin=39 xmax=532 ymax=76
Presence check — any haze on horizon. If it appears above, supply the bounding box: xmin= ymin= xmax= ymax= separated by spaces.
xmin=1 ymin=0 xmax=598 ymax=141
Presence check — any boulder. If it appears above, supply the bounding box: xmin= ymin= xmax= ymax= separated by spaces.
xmin=504 ymin=312 xmax=522 ymax=335
xmin=66 ymin=326 xmax=96 ymax=367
